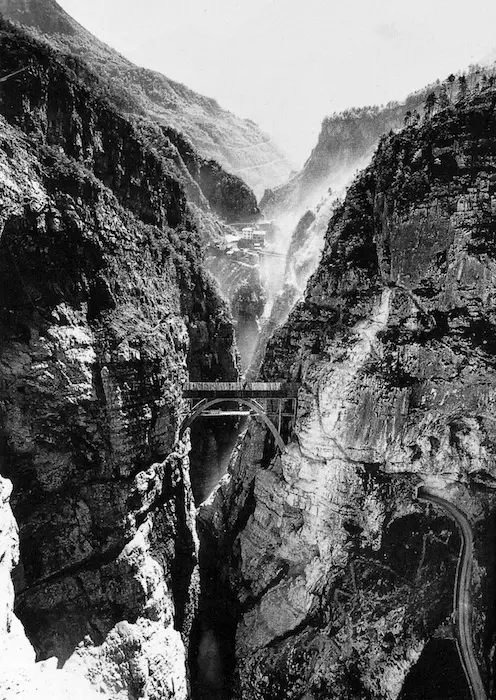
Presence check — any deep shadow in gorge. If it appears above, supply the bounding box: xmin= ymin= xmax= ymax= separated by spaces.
xmin=189 ymin=420 xmax=277 ymax=700
xmin=187 ymin=416 xmax=245 ymax=700
xmin=399 ymin=639 xmax=471 ymax=700
xmin=189 ymin=417 xmax=244 ymax=506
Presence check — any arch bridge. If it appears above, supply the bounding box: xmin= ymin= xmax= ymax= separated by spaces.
xmin=179 ymin=382 xmax=300 ymax=451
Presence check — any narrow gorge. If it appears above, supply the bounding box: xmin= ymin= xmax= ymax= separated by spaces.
xmin=1 ymin=2 xmax=496 ymax=700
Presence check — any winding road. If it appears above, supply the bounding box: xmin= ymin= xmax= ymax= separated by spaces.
xmin=418 ymin=488 xmax=487 ymax=700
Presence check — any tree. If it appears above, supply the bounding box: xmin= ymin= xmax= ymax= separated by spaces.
xmin=458 ymin=75 xmax=468 ymax=101
xmin=438 ymin=85 xmax=450 ymax=110
xmin=424 ymin=92 xmax=437 ymax=119
xmin=447 ymin=73 xmax=456 ymax=100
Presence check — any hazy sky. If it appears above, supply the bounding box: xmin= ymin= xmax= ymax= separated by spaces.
xmin=58 ymin=0 xmax=496 ymax=166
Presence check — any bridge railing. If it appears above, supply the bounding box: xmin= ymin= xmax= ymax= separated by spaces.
xmin=182 ymin=381 xmax=300 ymax=399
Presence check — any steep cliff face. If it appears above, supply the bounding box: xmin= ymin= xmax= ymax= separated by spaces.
xmin=260 ymin=111 xmax=382 ymax=219
xmin=0 ymin=12 xmax=263 ymax=396
xmin=0 ymin=475 xmax=33 ymax=672
xmin=205 ymin=85 xmax=496 ymax=699
xmin=0 ymin=20 xmax=238 ymax=700
xmin=0 ymin=0 xmax=293 ymax=197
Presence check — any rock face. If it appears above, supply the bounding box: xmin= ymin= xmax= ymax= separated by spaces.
xmin=143 ymin=125 xmax=260 ymax=225
xmin=0 ymin=475 xmax=33 ymax=670
xmin=247 ymin=197 xmax=340 ymax=381
xmin=0 ymin=0 xmax=293 ymax=197
xmin=205 ymin=84 xmax=496 ymax=698
xmin=260 ymin=112 xmax=378 ymax=219
xmin=0 ymin=18 xmax=238 ymax=700
xmin=0 ymin=14 xmax=260 ymax=235
xmin=1 ymin=475 xmax=112 ymax=699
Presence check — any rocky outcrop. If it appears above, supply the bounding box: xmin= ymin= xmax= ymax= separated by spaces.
xmin=0 ymin=18 xmax=238 ymax=700
xmin=0 ymin=0 xmax=293 ymax=197
xmin=232 ymin=281 xmax=267 ymax=371
xmin=206 ymin=84 xmax=496 ymax=698
xmin=1 ymin=476 xmax=110 ymax=700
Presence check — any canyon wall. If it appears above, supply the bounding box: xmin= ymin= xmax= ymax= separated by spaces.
xmin=205 ymin=84 xmax=496 ymax=699
xmin=0 ymin=18 xmax=239 ymax=700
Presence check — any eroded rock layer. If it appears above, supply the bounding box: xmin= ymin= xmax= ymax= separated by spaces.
xmin=206 ymin=85 xmax=496 ymax=699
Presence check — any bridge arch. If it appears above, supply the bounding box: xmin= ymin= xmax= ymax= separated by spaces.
xmin=179 ymin=397 xmax=286 ymax=451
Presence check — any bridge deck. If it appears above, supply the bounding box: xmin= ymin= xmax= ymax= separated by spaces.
xmin=183 ymin=381 xmax=300 ymax=399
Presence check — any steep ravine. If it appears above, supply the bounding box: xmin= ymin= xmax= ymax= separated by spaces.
xmin=201 ymin=86 xmax=496 ymax=699
xmin=3 ymin=9 xmax=496 ymax=700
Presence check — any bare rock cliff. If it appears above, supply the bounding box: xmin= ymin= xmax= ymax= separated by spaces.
xmin=207 ymin=85 xmax=496 ymax=699
xmin=0 ymin=475 xmax=33 ymax=672
xmin=0 ymin=19 xmax=238 ymax=700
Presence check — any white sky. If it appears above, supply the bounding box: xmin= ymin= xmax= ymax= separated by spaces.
xmin=58 ymin=0 xmax=496 ymax=166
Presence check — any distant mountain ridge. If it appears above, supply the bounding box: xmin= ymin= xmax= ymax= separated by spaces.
xmin=0 ymin=0 xmax=293 ymax=197
xmin=261 ymin=64 xmax=496 ymax=219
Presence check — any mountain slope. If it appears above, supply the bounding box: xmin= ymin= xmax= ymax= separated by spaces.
xmin=0 ymin=0 xmax=293 ymax=197
xmin=0 ymin=9 xmax=261 ymax=235
xmin=261 ymin=67 xmax=496 ymax=219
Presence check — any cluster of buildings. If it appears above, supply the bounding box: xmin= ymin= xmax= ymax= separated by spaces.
xmin=230 ymin=220 xmax=277 ymax=249
xmin=208 ymin=221 xmax=278 ymax=260
xmin=238 ymin=226 xmax=266 ymax=248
